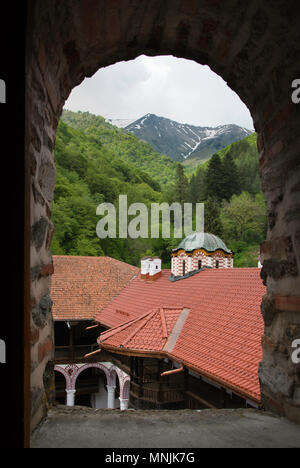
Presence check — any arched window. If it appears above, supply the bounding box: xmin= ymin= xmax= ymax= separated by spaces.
xmin=198 ymin=260 xmax=202 ymax=270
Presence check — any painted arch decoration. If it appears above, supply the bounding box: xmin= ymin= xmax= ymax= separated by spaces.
xmin=54 ymin=362 xmax=130 ymax=400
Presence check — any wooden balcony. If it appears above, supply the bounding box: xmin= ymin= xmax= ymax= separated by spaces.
xmin=54 ymin=344 xmax=99 ymax=364
xmin=130 ymin=380 xmax=184 ymax=408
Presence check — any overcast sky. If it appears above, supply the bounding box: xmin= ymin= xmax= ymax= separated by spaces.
xmin=65 ymin=55 xmax=254 ymax=130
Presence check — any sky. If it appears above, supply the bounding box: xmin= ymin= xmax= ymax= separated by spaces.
xmin=65 ymin=55 xmax=254 ymax=130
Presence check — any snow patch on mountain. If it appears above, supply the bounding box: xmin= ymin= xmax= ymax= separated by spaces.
xmin=106 ymin=118 xmax=139 ymax=128
xmin=124 ymin=114 xmax=254 ymax=162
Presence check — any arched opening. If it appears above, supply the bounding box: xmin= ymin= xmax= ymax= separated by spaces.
xmin=75 ymin=367 xmax=106 ymax=408
xmin=54 ymin=369 xmax=68 ymax=405
xmin=109 ymin=368 xmax=121 ymax=408
xmin=26 ymin=1 xmax=300 ymax=431
xmin=122 ymin=380 xmax=130 ymax=401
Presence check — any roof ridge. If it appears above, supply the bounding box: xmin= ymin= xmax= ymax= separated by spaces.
xmin=163 ymin=308 xmax=191 ymax=354
xmin=122 ymin=309 xmax=158 ymax=347
xmin=160 ymin=308 xmax=168 ymax=339
xmin=99 ymin=307 xmax=162 ymax=344
xmin=99 ymin=310 xmax=153 ymax=343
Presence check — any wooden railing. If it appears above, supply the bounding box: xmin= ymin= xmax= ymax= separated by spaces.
xmin=54 ymin=344 xmax=99 ymax=363
xmin=130 ymin=381 xmax=184 ymax=403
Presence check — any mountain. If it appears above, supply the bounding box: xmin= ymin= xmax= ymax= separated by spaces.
xmin=106 ymin=118 xmax=137 ymax=128
xmin=61 ymin=110 xmax=177 ymax=187
xmin=124 ymin=113 xmax=253 ymax=163
xmin=54 ymin=110 xmax=263 ymax=268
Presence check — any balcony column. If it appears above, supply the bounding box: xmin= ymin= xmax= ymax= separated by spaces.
xmin=119 ymin=398 xmax=129 ymax=411
xmin=66 ymin=389 xmax=76 ymax=406
xmin=107 ymin=385 xmax=116 ymax=409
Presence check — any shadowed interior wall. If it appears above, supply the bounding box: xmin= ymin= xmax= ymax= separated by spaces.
xmin=26 ymin=0 xmax=300 ymax=430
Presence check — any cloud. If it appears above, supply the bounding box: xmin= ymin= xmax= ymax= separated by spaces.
xmin=65 ymin=55 xmax=254 ymax=130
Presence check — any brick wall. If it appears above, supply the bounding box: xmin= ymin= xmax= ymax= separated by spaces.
xmin=171 ymin=251 xmax=233 ymax=276
xmin=26 ymin=0 xmax=300 ymax=429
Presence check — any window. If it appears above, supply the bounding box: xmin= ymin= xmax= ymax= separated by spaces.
xmin=182 ymin=260 xmax=186 ymax=276
xmin=216 ymin=260 xmax=220 ymax=269
xmin=198 ymin=260 xmax=202 ymax=270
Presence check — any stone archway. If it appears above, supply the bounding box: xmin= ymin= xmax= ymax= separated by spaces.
xmin=110 ymin=365 xmax=131 ymax=409
xmin=54 ymin=363 xmax=130 ymax=408
xmin=27 ymin=0 xmax=300 ymax=429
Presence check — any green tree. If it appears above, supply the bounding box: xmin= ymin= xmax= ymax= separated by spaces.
xmin=221 ymin=191 xmax=266 ymax=242
xmin=173 ymin=164 xmax=191 ymax=204
xmin=221 ymin=152 xmax=240 ymax=201
xmin=190 ymin=166 xmax=206 ymax=203
xmin=204 ymin=154 xmax=224 ymax=201
xmin=204 ymin=196 xmax=223 ymax=237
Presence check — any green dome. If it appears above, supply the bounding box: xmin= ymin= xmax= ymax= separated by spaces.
xmin=175 ymin=233 xmax=232 ymax=254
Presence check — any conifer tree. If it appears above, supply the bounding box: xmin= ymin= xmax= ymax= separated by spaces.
xmin=190 ymin=166 xmax=206 ymax=203
xmin=222 ymin=152 xmax=240 ymax=201
xmin=204 ymin=196 xmax=223 ymax=237
xmin=173 ymin=163 xmax=191 ymax=204
xmin=204 ymin=154 xmax=224 ymax=201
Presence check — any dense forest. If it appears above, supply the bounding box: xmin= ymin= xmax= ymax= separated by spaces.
xmin=187 ymin=133 xmax=266 ymax=266
xmin=51 ymin=110 xmax=267 ymax=268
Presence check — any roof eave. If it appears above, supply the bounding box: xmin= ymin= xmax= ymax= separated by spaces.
xmin=98 ymin=343 xmax=261 ymax=404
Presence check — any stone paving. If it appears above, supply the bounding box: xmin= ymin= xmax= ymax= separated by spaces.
xmin=31 ymin=406 xmax=300 ymax=449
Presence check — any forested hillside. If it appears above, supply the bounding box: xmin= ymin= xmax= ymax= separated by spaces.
xmin=52 ymin=118 xmax=178 ymax=265
xmin=188 ymin=132 xmax=266 ymax=266
xmin=61 ymin=110 xmax=177 ymax=186
xmin=52 ymin=110 xmax=266 ymax=268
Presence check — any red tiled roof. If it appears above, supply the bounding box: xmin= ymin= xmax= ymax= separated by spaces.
xmin=94 ymin=268 xmax=266 ymax=402
xmin=98 ymin=307 xmax=185 ymax=353
xmin=51 ymin=256 xmax=139 ymax=321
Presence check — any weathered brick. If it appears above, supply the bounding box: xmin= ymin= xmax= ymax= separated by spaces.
xmin=275 ymin=296 xmax=300 ymax=312
xmin=38 ymin=337 xmax=54 ymax=364
xmin=26 ymin=0 xmax=300 ymax=430
xmin=265 ymin=141 xmax=284 ymax=162
xmin=31 ymin=327 xmax=40 ymax=346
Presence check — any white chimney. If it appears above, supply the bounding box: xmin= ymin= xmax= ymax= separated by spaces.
xmin=141 ymin=257 xmax=152 ymax=278
xmin=141 ymin=257 xmax=162 ymax=281
xmin=149 ymin=257 xmax=162 ymax=280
